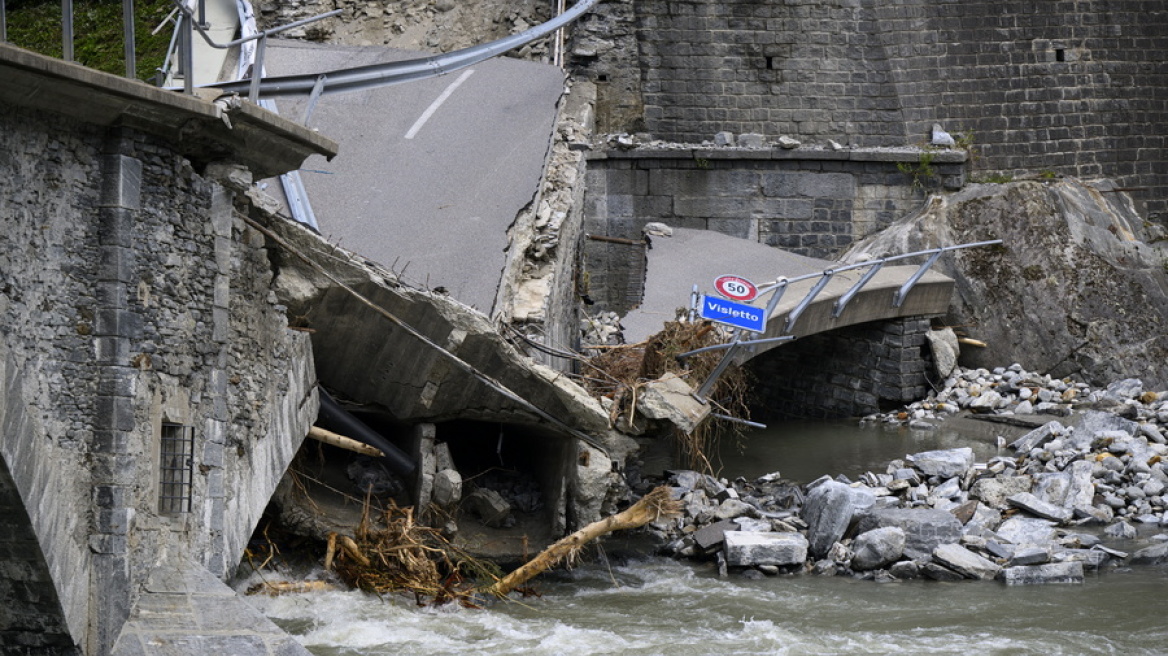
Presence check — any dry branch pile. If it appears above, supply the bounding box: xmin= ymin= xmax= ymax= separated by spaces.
xmin=327 ymin=501 xmax=500 ymax=607
xmin=584 ymin=321 xmax=753 ymax=472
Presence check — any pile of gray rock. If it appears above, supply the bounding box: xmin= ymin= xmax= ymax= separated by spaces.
xmin=863 ymin=364 xmax=1167 ymax=428
xmin=640 ymin=370 xmax=1168 ymax=585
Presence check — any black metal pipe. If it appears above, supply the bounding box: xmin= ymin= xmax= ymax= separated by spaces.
xmin=316 ymin=390 xmax=416 ymax=476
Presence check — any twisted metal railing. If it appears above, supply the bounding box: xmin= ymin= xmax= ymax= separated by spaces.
xmin=682 ymin=239 xmax=1003 ymax=401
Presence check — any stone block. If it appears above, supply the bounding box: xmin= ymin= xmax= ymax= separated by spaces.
xmin=995 ymin=517 xmax=1057 ymax=546
xmin=855 ymin=508 xmax=963 ymax=560
xmin=432 ymin=469 xmax=462 ymax=508
xmin=693 ymin=519 xmax=738 ymax=551
xmin=932 ymin=543 xmax=1001 ymax=580
xmin=801 ymin=480 xmax=856 ymax=559
xmin=723 ymin=531 xmax=808 ymax=567
xmin=907 ymin=447 xmax=974 ymax=479
xmin=1002 ymin=561 xmax=1084 ymax=586
xmin=850 ymin=526 xmax=906 ymax=571
xmin=99 ymin=154 xmax=142 ymax=210
xmin=970 ymin=475 xmax=1033 ymax=509
xmin=1007 ymin=492 xmax=1073 ymax=522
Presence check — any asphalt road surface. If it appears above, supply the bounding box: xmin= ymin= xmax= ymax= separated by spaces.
xmin=263 ymin=40 xmax=565 ymax=314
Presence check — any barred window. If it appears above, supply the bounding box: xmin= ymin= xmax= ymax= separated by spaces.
xmin=159 ymin=423 xmax=194 ymax=515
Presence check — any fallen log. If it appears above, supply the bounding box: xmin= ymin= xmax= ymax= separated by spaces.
xmin=485 ymin=486 xmax=682 ymax=597
xmin=308 ymin=425 xmax=384 ymax=457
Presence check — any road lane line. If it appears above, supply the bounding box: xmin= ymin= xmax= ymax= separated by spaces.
xmin=404 ymin=69 xmax=476 ymax=139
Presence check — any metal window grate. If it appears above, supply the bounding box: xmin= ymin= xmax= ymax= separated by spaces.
xmin=159 ymin=423 xmax=194 ymax=515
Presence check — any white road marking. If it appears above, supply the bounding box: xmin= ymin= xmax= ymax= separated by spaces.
xmin=404 ymin=69 xmax=476 ymax=140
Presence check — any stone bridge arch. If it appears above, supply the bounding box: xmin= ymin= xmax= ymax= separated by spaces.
xmin=0 ymin=454 xmax=78 ymax=654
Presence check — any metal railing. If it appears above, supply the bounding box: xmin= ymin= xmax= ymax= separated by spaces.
xmin=684 ymin=239 xmax=1002 ymax=402
xmin=200 ymin=0 xmax=599 ymax=104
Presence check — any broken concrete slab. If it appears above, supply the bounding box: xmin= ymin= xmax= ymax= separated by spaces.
xmin=635 ymin=372 xmax=711 ymax=433
xmin=724 ymin=531 xmax=808 ymax=567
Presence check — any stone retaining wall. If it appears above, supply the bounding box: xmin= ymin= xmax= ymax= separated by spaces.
xmin=582 ymin=147 xmax=964 ymax=313
xmin=747 ymin=317 xmax=932 ymax=420
xmin=571 ymin=0 xmax=1168 ymax=223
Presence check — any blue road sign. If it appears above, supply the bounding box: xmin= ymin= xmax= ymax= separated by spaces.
xmin=699 ymin=295 xmax=767 ymax=332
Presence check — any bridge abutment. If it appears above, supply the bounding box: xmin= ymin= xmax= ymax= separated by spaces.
xmin=0 ymin=46 xmax=335 ymax=654
xmin=747 ymin=317 xmax=933 ymax=420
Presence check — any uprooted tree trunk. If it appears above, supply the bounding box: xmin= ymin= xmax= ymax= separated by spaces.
xmin=484 ymin=485 xmax=682 ymax=597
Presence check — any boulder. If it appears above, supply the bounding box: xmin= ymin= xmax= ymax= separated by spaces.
xmin=908 ymin=447 xmax=974 ymax=479
xmin=932 ymin=543 xmax=1002 ymax=580
xmin=1007 ymin=546 xmax=1051 ymax=566
xmin=995 ymin=517 xmax=1057 ymax=546
xmin=1009 ymin=421 xmax=1065 ymax=452
xmin=1074 ymin=411 xmax=1139 ymax=444
xmin=850 ymin=527 xmax=907 ymax=571
xmin=1007 ymin=492 xmax=1073 ymax=523
xmin=925 ymin=328 xmax=960 ymax=379
xmin=724 ymin=532 xmax=808 ymax=567
xmin=1129 ymin=542 xmax=1168 ymax=565
xmin=970 ymin=476 xmax=1033 ymax=509
xmin=1002 ymin=561 xmax=1084 ymax=585
xmin=692 ymin=519 xmax=737 ymax=552
xmin=855 ymin=508 xmax=963 ymax=560
xmin=801 ymin=481 xmax=857 ymax=559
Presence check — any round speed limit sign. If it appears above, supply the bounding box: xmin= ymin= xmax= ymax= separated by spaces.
xmin=713 ymin=275 xmax=759 ymax=302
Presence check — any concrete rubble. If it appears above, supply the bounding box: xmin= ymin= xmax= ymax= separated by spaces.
xmin=633 ymin=364 xmax=1168 ymax=585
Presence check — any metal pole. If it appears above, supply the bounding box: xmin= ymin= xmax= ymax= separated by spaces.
xmin=181 ymin=13 xmax=193 ymax=94
xmin=197 ymin=0 xmax=206 ymax=28
xmin=123 ymin=0 xmax=136 ymax=79
xmin=62 ymin=0 xmax=74 ymax=61
xmin=1 ymin=0 xmax=8 ymax=43
xmin=695 ymin=333 xmax=746 ymax=400
xmin=249 ymin=34 xmax=266 ymax=102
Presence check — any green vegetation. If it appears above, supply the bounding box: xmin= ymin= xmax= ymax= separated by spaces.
xmin=1039 ymin=170 xmax=1058 ymax=180
xmin=5 ymin=0 xmax=174 ymax=82
xmin=897 ymin=150 xmax=937 ymax=189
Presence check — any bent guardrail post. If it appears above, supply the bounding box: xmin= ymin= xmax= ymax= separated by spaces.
xmin=832 ymin=261 xmax=884 ymax=318
xmin=891 ymin=239 xmax=1002 ymax=307
xmin=694 ymin=332 xmax=747 ymax=401
xmin=785 ymin=269 xmax=835 ymax=333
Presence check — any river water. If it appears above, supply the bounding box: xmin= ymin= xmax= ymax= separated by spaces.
xmin=242 ymin=419 xmax=1168 ymax=655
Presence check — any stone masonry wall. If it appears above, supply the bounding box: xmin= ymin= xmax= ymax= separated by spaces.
xmin=746 ymin=317 xmax=932 ymax=420
xmin=572 ymin=0 xmax=1168 ymax=224
xmin=581 ymin=148 xmax=964 ymax=313
xmin=0 ymin=103 xmax=315 ymax=653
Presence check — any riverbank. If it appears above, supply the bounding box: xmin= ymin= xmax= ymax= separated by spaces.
xmin=634 ymin=365 xmax=1168 ymax=584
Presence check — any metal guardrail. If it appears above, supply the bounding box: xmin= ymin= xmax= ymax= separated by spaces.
xmin=686 ymin=239 xmax=1002 ymax=402
xmin=199 ymin=0 xmax=599 ymax=102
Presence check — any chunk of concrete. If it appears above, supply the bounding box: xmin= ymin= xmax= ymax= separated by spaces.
xmin=635 ymin=373 xmax=711 ymax=433
xmin=850 ymin=527 xmax=907 ymax=571
xmin=932 ymin=543 xmax=1001 ymax=580
xmin=724 ymin=531 xmax=808 ymax=567
xmin=1002 ymin=561 xmax=1084 ymax=586
xmin=907 ymin=447 xmax=974 ymax=479
xmin=431 ymin=469 xmax=463 ymax=508
xmin=464 ymin=488 xmax=512 ymax=527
